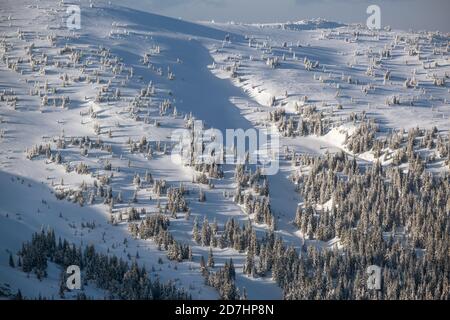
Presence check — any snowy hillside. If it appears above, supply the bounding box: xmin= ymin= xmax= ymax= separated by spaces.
xmin=0 ymin=0 xmax=449 ymax=300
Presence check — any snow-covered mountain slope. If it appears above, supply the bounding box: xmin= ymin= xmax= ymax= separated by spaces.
xmin=0 ymin=0 xmax=449 ymax=300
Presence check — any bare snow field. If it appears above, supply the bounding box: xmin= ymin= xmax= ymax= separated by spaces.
xmin=0 ymin=0 xmax=449 ymax=300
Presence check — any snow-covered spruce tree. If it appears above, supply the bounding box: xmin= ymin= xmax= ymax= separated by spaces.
xmin=207 ymin=247 xmax=215 ymax=268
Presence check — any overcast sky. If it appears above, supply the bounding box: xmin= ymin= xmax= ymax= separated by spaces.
xmin=114 ymin=0 xmax=450 ymax=32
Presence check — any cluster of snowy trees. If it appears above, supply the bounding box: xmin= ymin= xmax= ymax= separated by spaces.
xmin=267 ymin=103 xmax=330 ymax=138
xmin=285 ymin=151 xmax=449 ymax=299
xmin=195 ymin=206 xmax=448 ymax=300
xmin=303 ymin=56 xmax=320 ymax=71
xmin=166 ymin=187 xmax=189 ymax=216
xmin=13 ymin=229 xmax=190 ymax=299
xmin=192 ymin=216 xmax=258 ymax=252
xmin=233 ymin=165 xmax=273 ymax=227
xmin=266 ymin=56 xmax=279 ymax=69
xmin=0 ymin=88 xmax=18 ymax=109
xmin=203 ymin=258 xmax=242 ymax=300
xmin=437 ymin=132 xmax=450 ymax=167
xmin=344 ymin=118 xmax=449 ymax=169
xmin=153 ymin=179 xmax=167 ymax=197
xmin=194 ymin=162 xmax=224 ymax=179
xmin=51 ymin=173 xmax=115 ymax=210
xmin=128 ymin=214 xmax=191 ymax=262
xmin=27 ymin=135 xmax=112 ymax=170
xmin=193 ymin=216 xmax=214 ymax=247
xmin=128 ymin=136 xmax=165 ymax=156
xmin=235 ymin=192 xmax=274 ymax=227
xmin=26 ymin=143 xmax=52 ymax=160
xmin=345 ymin=117 xmax=378 ymax=154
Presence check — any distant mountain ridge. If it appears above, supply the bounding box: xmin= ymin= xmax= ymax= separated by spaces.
xmin=246 ymin=18 xmax=346 ymax=30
